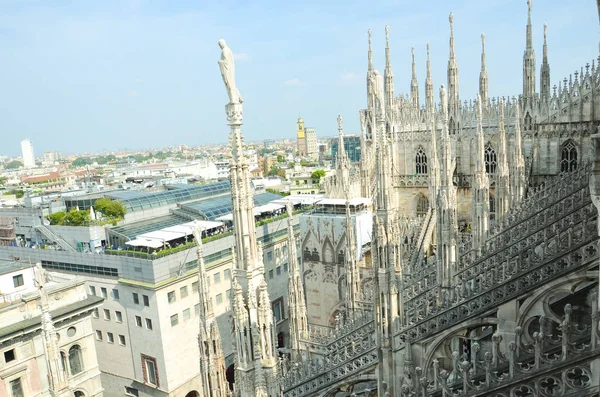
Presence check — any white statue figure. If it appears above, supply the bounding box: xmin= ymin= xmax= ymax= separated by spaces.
xmin=218 ymin=39 xmax=244 ymax=104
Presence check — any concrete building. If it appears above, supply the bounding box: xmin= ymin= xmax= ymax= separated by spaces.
xmin=305 ymin=128 xmax=318 ymax=161
xmin=20 ymin=139 xmax=35 ymax=168
xmin=0 ymin=261 xmax=104 ymax=397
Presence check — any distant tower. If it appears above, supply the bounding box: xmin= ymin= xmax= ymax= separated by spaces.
xmin=384 ymin=25 xmax=395 ymax=117
xmin=21 ymin=139 xmax=35 ymax=168
xmin=523 ymin=0 xmax=536 ymax=99
xmin=297 ymin=118 xmax=306 ymax=157
xmin=496 ymin=97 xmax=511 ymax=219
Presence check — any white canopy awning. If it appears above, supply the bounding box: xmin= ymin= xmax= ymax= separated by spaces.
xmin=135 ymin=220 xmax=224 ymax=242
xmin=126 ymin=238 xmax=164 ymax=249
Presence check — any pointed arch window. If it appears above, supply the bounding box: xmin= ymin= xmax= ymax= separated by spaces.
xmin=560 ymin=141 xmax=578 ymax=172
xmin=415 ymin=147 xmax=428 ymax=174
xmin=416 ymin=195 xmax=429 ymax=216
xmin=524 ymin=112 xmax=533 ymax=131
xmin=484 ymin=143 xmax=497 ymax=174
xmin=489 ymin=194 xmax=496 ymax=221
xmin=449 ymin=118 xmax=456 ymax=135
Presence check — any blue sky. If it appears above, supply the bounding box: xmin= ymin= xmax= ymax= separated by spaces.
xmin=0 ymin=0 xmax=597 ymax=157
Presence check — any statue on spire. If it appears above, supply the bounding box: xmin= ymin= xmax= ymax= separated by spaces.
xmin=218 ymin=39 xmax=244 ymax=104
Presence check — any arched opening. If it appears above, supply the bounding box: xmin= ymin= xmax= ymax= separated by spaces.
xmin=524 ymin=111 xmax=533 ymax=131
xmin=484 ymin=143 xmax=497 ymax=174
xmin=226 ymin=364 xmax=235 ymax=390
xmin=560 ymin=140 xmax=578 ymax=172
xmin=185 ymin=391 xmax=200 ymax=397
xmin=489 ymin=194 xmax=496 ymax=221
xmin=68 ymin=345 xmax=83 ymax=375
xmin=415 ymin=147 xmax=428 ymax=174
xmin=416 ymin=195 xmax=429 ymax=216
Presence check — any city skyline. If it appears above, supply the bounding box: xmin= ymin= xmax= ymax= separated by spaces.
xmin=0 ymin=0 xmax=597 ymax=157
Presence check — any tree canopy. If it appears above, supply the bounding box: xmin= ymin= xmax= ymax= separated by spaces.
xmin=93 ymin=197 xmax=126 ymax=219
xmin=4 ymin=160 xmax=23 ymax=169
xmin=311 ymin=169 xmax=326 ymax=180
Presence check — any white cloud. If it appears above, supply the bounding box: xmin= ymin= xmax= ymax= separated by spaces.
xmin=233 ymin=52 xmax=250 ymax=61
xmin=340 ymin=72 xmax=359 ymax=82
xmin=284 ymin=78 xmax=304 ymax=87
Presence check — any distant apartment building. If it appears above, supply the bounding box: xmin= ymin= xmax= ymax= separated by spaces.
xmin=214 ymin=160 xmax=230 ymax=179
xmin=305 ymin=128 xmax=318 ymax=161
xmin=330 ymin=135 xmax=361 ymax=167
xmin=0 ymin=261 xmax=104 ymax=397
xmin=43 ymin=151 xmax=62 ymax=165
xmin=20 ymin=139 xmax=35 ymax=168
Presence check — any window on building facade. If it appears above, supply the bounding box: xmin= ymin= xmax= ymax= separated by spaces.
xmin=92 ymin=308 xmax=99 ymax=318
xmin=167 ymin=291 xmax=176 ymax=304
xmin=192 ymin=281 xmax=199 ymax=293
xmin=60 ymin=352 xmax=67 ymax=372
xmin=135 ymin=316 xmax=142 ymax=327
xmin=107 ymin=332 xmax=114 ymax=343
xmin=183 ymin=308 xmax=191 ymax=320
xmin=146 ymin=318 xmax=153 ymax=330
xmin=272 ymin=299 xmax=284 ymax=323
xmin=133 ymin=293 xmax=139 ymax=304
xmin=68 ymin=345 xmax=83 ymax=375
xmin=12 ymin=274 xmax=24 ymax=288
xmin=74 ymin=391 xmax=85 ymax=397
xmin=485 ymin=143 xmax=497 ymax=174
xmin=89 ymin=286 xmax=96 ymax=296
xmin=103 ymin=309 xmax=111 ymax=321
xmin=100 ymin=288 xmax=107 ymax=299
xmin=415 ymin=147 xmax=428 ymax=174
xmin=143 ymin=295 xmax=149 ymax=307
xmin=142 ymin=355 xmax=159 ymax=386
xmin=9 ymin=378 xmax=24 ymax=397
xmin=4 ymin=349 xmax=16 ymax=363
xmin=124 ymin=386 xmax=139 ymax=396
xmin=416 ymin=195 xmax=429 ymax=216
xmin=489 ymin=195 xmax=496 ymax=221
xmin=224 ymin=269 xmax=230 ymax=280
xmin=283 ymin=263 xmax=288 ymax=272
xmin=216 ymin=294 xmax=223 ymax=305
xmin=276 ymin=266 xmax=281 ymax=276
xmin=195 ymin=304 xmax=200 ymax=316
xmin=561 ymin=141 xmax=578 ymax=172
xmin=112 ymin=289 xmax=120 ymax=300
xmin=180 ymin=286 xmax=188 ymax=298
xmin=269 ymin=270 xmax=274 ymax=279
xmin=95 ymin=330 xmax=103 ymax=341
xmin=115 ymin=311 xmax=123 ymax=323
xmin=267 ymin=251 xmax=273 ymax=262
xmin=170 ymin=314 xmax=178 ymax=327
xmin=214 ymin=273 xmax=221 ymax=284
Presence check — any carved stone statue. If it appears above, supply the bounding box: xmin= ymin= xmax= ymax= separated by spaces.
xmin=218 ymin=39 xmax=244 ymax=104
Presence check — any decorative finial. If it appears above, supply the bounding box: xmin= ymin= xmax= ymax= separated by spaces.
xmin=544 ymin=23 xmax=547 ymax=40
xmin=440 ymin=85 xmax=447 ymax=112
xmin=368 ymin=29 xmax=372 ymax=45
xmin=528 ymin=0 xmax=532 ymax=14
xmin=337 ymin=115 xmax=343 ymax=133
xmin=481 ymin=33 xmax=485 ymax=51
xmin=427 ymin=43 xmax=430 ymax=56
xmin=412 ymin=46 xmax=415 ymax=61
xmin=449 ymin=12 xmax=454 ymax=31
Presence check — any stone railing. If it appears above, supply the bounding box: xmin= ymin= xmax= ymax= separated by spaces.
xmin=393 ymin=174 xmax=429 ymax=188
xmin=399 ymin=299 xmax=600 ymax=397
xmin=396 ymin=165 xmax=598 ymax=342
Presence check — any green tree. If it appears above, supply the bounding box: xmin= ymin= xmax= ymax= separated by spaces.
xmin=64 ymin=208 xmax=90 ymax=226
xmin=4 ymin=160 xmax=23 ymax=169
xmin=47 ymin=211 xmax=67 ymax=225
xmin=94 ymin=198 xmax=126 ymax=219
xmin=277 ymin=155 xmax=285 ymax=163
xmin=311 ymin=169 xmax=326 ymax=180
xmin=0 ymin=177 xmax=6 ymax=186
xmin=72 ymin=157 xmax=92 ymax=167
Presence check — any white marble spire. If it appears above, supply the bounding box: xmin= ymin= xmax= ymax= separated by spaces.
xmin=286 ymin=201 xmax=308 ymax=363
xmin=425 ymin=44 xmax=434 ymax=115
xmin=411 ymin=47 xmax=419 ymax=108
xmin=479 ymin=33 xmax=489 ymax=106
xmin=472 ymin=94 xmax=490 ymax=251
xmin=194 ymin=224 xmax=229 ymax=397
